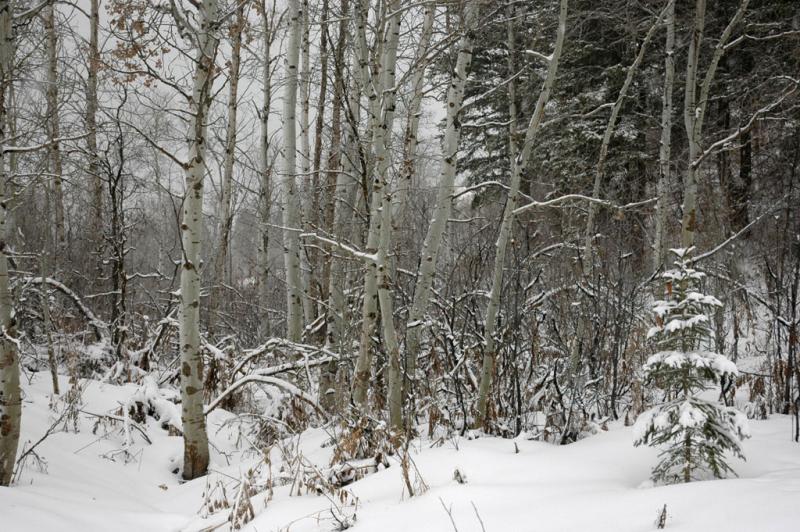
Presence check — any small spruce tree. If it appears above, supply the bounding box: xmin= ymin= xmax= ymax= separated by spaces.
xmin=634 ymin=247 xmax=750 ymax=484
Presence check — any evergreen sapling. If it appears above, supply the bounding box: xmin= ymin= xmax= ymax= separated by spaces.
xmin=634 ymin=248 xmax=750 ymax=483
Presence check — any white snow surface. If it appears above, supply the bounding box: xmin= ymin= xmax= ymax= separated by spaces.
xmin=2 ymin=374 xmax=800 ymax=532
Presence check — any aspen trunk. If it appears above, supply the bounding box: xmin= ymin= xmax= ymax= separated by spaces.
xmin=87 ymin=0 xmax=102 ymax=273
xmin=258 ymin=1 xmax=275 ymax=336
xmin=282 ymin=0 xmax=305 ymax=342
xmin=299 ymin=0 xmax=314 ymax=326
xmin=681 ymin=0 xmax=704 ymax=251
xmin=375 ymin=0 xmax=403 ymax=430
xmin=475 ymin=0 xmax=568 ymax=427
xmin=212 ymin=5 xmax=244 ymax=329
xmin=394 ymin=3 xmax=434 ymax=223
xmin=179 ymin=0 xmax=219 ymax=481
xmin=0 ymin=0 xmax=20 ymax=485
xmin=404 ymin=2 xmax=478 ymax=404
xmin=653 ymin=0 xmax=675 ymax=271
xmin=351 ymin=0 xmax=385 ymax=408
xmin=682 ymin=0 xmax=749 ymax=250
xmin=351 ymin=0 xmax=401 ymax=409
xmin=310 ymin=0 xmax=330 ymax=324
xmin=44 ymin=1 xmax=65 ymax=260
xmin=582 ymin=4 xmax=667 ymax=274
xmin=40 ymin=253 xmax=59 ymax=394
xmin=318 ymin=0 xmax=350 ymax=413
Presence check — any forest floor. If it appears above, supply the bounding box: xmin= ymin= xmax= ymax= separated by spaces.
xmin=2 ymin=373 xmax=800 ymax=532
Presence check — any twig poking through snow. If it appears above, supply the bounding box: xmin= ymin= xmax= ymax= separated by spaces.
xmin=439 ymin=497 xmax=460 ymax=532
xmin=472 ymin=501 xmax=487 ymax=532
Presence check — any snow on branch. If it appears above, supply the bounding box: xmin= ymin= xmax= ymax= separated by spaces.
xmin=691 ymin=83 xmax=798 ymax=170
xmin=205 ymin=375 xmax=324 ymax=416
xmin=512 ymin=193 xmax=656 ymax=217
xmin=300 ymin=232 xmax=377 ymax=263
xmin=21 ymin=276 xmax=110 ymax=343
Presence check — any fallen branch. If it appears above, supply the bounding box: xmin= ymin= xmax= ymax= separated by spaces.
xmin=81 ymin=410 xmax=153 ymax=445
xmin=205 ymin=374 xmax=325 ymax=416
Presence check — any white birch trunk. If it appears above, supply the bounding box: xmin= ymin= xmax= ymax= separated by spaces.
xmin=178 ymin=0 xmax=219 ymax=480
xmin=475 ymin=0 xmax=568 ymax=427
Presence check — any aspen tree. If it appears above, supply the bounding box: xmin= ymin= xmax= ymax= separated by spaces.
xmin=310 ymin=0 xmax=330 ymax=325
xmin=475 ymin=0 xmax=568 ymax=427
xmin=653 ymin=0 xmax=675 ymax=271
xmin=681 ymin=0 xmax=750 ymax=249
xmin=351 ymin=0 xmax=392 ymax=408
xmin=212 ymin=4 xmax=245 ymax=329
xmin=318 ymin=0 xmax=351 ymax=412
xmin=258 ymin=1 xmax=277 ymax=336
xmin=87 ymin=0 xmax=103 ymax=271
xmin=178 ymin=0 xmax=220 ymax=480
xmin=299 ymin=0 xmax=314 ymax=326
xmin=375 ymin=0 xmax=403 ymax=429
xmin=581 ymin=3 xmax=668 ymax=274
xmin=394 ymin=2 xmax=434 ymax=223
xmin=44 ymin=0 xmax=66 ymax=259
xmin=0 ymin=0 xmax=19 ymax=486
xmin=404 ymin=1 xmax=478 ymax=404
xmin=282 ymin=0 xmax=305 ymax=343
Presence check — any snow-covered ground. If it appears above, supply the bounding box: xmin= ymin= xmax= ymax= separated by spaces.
xmin=2 ymin=374 xmax=799 ymax=532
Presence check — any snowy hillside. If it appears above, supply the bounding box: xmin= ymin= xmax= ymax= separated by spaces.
xmin=2 ymin=373 xmax=798 ymax=532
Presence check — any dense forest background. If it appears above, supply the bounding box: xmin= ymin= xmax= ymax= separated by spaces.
xmin=0 ymin=0 xmax=798 ymax=487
